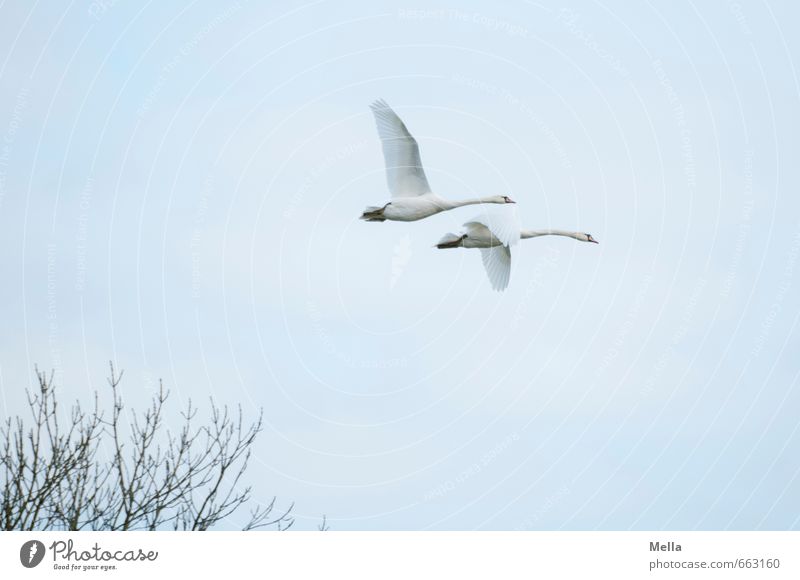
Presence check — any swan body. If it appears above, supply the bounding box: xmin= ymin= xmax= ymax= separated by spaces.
xmin=363 ymin=193 xmax=511 ymax=222
xmin=437 ymin=210 xmax=598 ymax=291
xmin=361 ymin=99 xmax=515 ymax=222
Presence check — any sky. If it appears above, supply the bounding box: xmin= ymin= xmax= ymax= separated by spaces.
xmin=0 ymin=0 xmax=799 ymax=530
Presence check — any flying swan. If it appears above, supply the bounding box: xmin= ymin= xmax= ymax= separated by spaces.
xmin=436 ymin=208 xmax=598 ymax=291
xmin=361 ymin=99 xmax=515 ymax=222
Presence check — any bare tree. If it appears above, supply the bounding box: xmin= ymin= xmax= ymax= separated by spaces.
xmin=1 ymin=364 xmax=294 ymax=531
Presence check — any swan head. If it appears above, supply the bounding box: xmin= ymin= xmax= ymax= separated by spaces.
xmin=489 ymin=195 xmax=515 ymax=204
xmin=579 ymin=233 xmax=599 ymax=244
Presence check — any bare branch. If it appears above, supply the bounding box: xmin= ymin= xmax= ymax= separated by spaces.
xmin=0 ymin=365 xmax=293 ymax=531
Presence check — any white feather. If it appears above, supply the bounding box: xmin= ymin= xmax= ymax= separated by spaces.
xmin=479 ymin=246 xmax=512 ymax=291
xmin=369 ymin=99 xmax=431 ymax=198
xmin=466 ymin=205 xmax=520 ymax=248
xmin=460 ymin=207 xmax=520 ymax=291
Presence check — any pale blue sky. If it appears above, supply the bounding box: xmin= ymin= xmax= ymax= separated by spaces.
xmin=1 ymin=0 xmax=799 ymax=530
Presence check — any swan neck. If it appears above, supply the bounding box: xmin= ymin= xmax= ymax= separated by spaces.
xmin=444 ymin=197 xmax=498 ymax=210
xmin=521 ymin=229 xmax=580 ymax=240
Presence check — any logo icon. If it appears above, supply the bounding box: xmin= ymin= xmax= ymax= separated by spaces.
xmin=20 ymin=540 xmax=46 ymax=568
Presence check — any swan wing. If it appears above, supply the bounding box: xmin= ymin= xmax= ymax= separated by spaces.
xmin=370 ymin=99 xmax=432 ymax=198
xmin=479 ymin=245 xmax=512 ymax=291
xmin=465 ymin=205 xmax=520 ymax=247
xmin=463 ymin=221 xmax=494 ymax=243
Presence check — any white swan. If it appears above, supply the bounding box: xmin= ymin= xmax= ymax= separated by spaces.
xmin=361 ymin=99 xmax=515 ymax=222
xmin=436 ymin=210 xmax=598 ymax=291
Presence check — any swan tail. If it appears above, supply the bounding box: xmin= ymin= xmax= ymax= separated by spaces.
xmin=436 ymin=233 xmax=466 ymax=249
xmin=360 ymin=206 xmax=387 ymax=222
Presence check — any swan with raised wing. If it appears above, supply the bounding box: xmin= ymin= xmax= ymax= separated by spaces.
xmin=436 ymin=209 xmax=598 ymax=291
xmin=361 ymin=99 xmax=515 ymax=222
